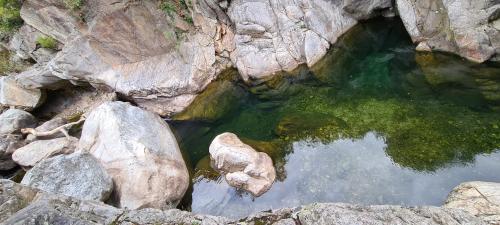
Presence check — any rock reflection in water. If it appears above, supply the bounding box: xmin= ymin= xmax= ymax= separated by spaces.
xmin=191 ymin=132 xmax=500 ymax=219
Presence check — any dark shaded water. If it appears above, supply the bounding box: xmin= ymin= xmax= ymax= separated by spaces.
xmin=172 ymin=18 xmax=500 ymax=219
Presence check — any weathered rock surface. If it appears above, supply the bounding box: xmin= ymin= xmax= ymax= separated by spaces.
xmin=0 ymin=109 xmax=37 ymax=135
xmin=445 ymin=181 xmax=500 ymax=225
xmin=0 ymin=179 xmax=487 ymax=225
xmin=21 ymin=153 xmax=113 ymax=202
xmin=209 ymin=132 xmax=276 ymax=196
xmin=8 ymin=25 xmax=54 ymax=63
xmin=16 ymin=0 xmax=228 ymax=116
xmin=20 ymin=0 xmax=83 ymax=44
xmin=0 ymin=76 xmax=44 ymax=110
xmin=227 ymin=0 xmax=393 ymax=81
xmin=12 ymin=136 xmax=78 ymax=167
xmin=396 ymin=0 xmax=500 ymax=63
xmin=78 ymin=101 xmax=189 ymax=209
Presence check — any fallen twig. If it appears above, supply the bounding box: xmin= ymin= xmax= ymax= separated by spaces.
xmin=21 ymin=116 xmax=86 ymax=139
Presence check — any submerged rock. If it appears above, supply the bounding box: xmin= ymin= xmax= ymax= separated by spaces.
xmin=0 ymin=76 xmax=44 ymax=110
xmin=209 ymin=132 xmax=276 ymax=196
xmin=78 ymin=101 xmax=189 ymax=209
xmin=396 ymin=0 xmax=499 ymax=63
xmin=21 ymin=153 xmax=113 ymax=202
xmin=12 ymin=137 xmax=78 ymax=167
xmin=173 ymin=79 xmax=245 ymax=122
xmin=445 ymin=181 xmax=500 ymax=224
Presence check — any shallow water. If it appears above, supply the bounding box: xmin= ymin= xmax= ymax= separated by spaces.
xmin=172 ymin=18 xmax=500 ymax=218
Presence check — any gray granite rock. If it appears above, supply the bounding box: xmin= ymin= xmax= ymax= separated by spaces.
xmin=21 ymin=153 xmax=113 ymax=202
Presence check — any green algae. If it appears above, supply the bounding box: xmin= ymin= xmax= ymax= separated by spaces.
xmin=173 ymin=17 xmax=500 ymax=178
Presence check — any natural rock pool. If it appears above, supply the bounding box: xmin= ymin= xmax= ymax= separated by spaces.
xmin=171 ymin=18 xmax=500 ymax=219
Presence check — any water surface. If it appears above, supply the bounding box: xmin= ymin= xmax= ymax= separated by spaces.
xmin=172 ymin=18 xmax=500 ymax=218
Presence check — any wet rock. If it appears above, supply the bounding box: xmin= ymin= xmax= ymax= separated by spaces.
xmin=21 ymin=153 xmax=113 ymax=202
xmin=396 ymin=0 xmax=499 ymax=63
xmin=78 ymin=101 xmax=189 ymax=209
xmin=0 ymin=109 xmax=37 ymax=135
xmin=12 ymin=137 xmax=78 ymax=167
xmin=0 ymin=76 xmax=44 ymax=110
xmin=445 ymin=181 xmax=500 ymax=224
xmin=173 ymin=80 xmax=245 ymax=122
xmin=26 ymin=117 xmax=67 ymax=142
xmin=209 ymin=132 xmax=276 ymax=196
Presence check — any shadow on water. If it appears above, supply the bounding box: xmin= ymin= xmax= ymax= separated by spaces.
xmin=171 ymin=17 xmax=500 ymax=218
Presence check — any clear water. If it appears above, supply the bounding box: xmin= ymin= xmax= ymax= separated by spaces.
xmin=171 ymin=18 xmax=500 ymax=219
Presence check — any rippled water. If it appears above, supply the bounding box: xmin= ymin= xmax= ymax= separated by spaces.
xmin=172 ymin=18 xmax=500 ymax=218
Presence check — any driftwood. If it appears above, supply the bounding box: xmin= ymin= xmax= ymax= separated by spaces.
xmin=21 ymin=116 xmax=86 ymax=138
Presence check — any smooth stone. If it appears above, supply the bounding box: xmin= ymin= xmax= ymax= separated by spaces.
xmin=12 ymin=137 xmax=78 ymax=167
xmin=209 ymin=132 xmax=276 ymax=197
xmin=78 ymin=101 xmax=189 ymax=209
xmin=21 ymin=153 xmax=113 ymax=202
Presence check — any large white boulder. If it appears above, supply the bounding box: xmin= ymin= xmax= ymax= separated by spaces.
xmin=78 ymin=101 xmax=189 ymax=209
xmin=209 ymin=132 xmax=276 ymax=197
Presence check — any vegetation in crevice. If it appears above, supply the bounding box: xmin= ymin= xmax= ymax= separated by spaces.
xmin=161 ymin=0 xmax=193 ymax=25
xmin=63 ymin=0 xmax=83 ymax=11
xmin=0 ymin=0 xmax=23 ymax=37
xmin=36 ymin=35 xmax=58 ymax=49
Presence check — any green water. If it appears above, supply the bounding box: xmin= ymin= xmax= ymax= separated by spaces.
xmin=171 ymin=18 xmax=500 ymax=218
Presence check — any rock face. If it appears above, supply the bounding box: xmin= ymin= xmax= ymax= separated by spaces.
xmin=209 ymin=132 xmax=276 ymax=196
xmin=78 ymin=101 xmax=189 ymax=209
xmin=12 ymin=137 xmax=78 ymax=167
xmin=17 ymin=0 xmax=228 ymax=116
xmin=0 ymin=109 xmax=37 ymax=135
xmin=227 ymin=0 xmax=393 ymax=81
xmin=396 ymin=0 xmax=500 ymax=63
xmin=0 ymin=76 xmax=44 ymax=110
xmin=21 ymin=153 xmax=113 ymax=202
xmin=14 ymin=0 xmax=396 ymax=115
xmin=445 ymin=181 xmax=500 ymax=224
xmin=0 ymin=179 xmax=486 ymax=225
